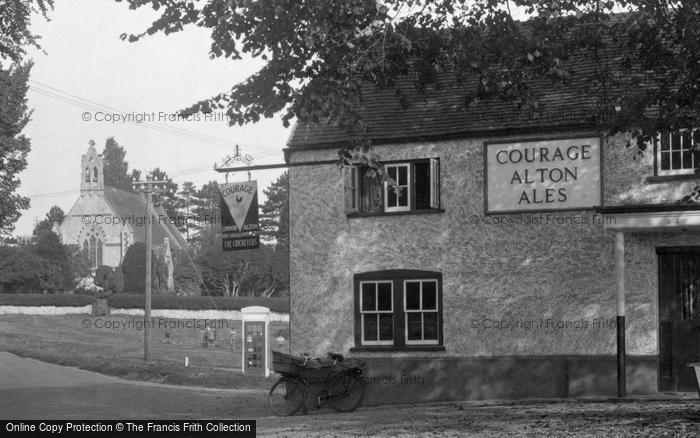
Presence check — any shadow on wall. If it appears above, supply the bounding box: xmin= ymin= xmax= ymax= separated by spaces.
xmin=360 ymin=355 xmax=658 ymax=405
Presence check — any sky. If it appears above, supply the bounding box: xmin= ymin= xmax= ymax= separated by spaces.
xmin=13 ymin=0 xmax=289 ymax=236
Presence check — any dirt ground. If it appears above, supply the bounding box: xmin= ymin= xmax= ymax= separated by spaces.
xmin=258 ymin=399 xmax=700 ymax=437
xmin=2 ymin=351 xmax=699 ymax=437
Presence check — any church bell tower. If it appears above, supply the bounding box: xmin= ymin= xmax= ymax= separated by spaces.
xmin=81 ymin=140 xmax=104 ymax=193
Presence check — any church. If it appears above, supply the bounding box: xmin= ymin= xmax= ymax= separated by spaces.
xmin=54 ymin=142 xmax=186 ymax=291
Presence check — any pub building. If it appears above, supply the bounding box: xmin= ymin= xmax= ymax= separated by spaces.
xmin=282 ymin=69 xmax=700 ymax=404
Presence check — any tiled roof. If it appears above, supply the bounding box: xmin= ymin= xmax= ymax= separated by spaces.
xmin=103 ymin=186 xmax=186 ymax=250
xmin=287 ymin=47 xmax=626 ymax=148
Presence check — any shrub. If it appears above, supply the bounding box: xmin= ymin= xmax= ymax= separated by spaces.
xmin=121 ymin=242 xmax=146 ymax=293
xmin=0 ymin=294 xmax=93 ymax=307
xmin=106 ymin=294 xmax=289 ymax=312
xmin=94 ymin=265 xmax=125 ymax=294
xmin=0 ymin=246 xmax=64 ymax=293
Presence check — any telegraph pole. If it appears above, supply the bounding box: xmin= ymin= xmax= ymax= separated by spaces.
xmin=132 ymin=176 xmax=169 ymax=361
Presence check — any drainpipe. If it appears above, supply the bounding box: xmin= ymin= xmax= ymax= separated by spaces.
xmin=615 ymin=230 xmax=626 ymax=397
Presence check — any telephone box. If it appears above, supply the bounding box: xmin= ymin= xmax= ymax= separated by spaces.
xmin=240 ymin=306 xmax=270 ymax=376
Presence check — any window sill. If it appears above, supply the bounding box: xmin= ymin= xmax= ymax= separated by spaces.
xmin=646 ymin=174 xmax=700 ymax=183
xmin=346 ymin=208 xmax=444 ymax=219
xmin=350 ymin=345 xmax=445 ymax=353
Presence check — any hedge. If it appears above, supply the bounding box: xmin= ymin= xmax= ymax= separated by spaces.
xmin=0 ymin=294 xmax=93 ymax=307
xmin=107 ymin=295 xmax=289 ymax=313
xmin=0 ymin=294 xmax=289 ymax=313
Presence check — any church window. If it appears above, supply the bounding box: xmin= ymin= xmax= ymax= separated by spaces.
xmin=89 ymin=236 xmax=96 ymax=268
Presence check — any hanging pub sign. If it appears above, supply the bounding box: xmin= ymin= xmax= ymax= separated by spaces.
xmin=485 ymin=136 xmax=602 ymax=214
xmin=219 ymin=180 xmax=260 ymax=250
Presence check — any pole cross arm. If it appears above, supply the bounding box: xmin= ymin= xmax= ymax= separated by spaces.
xmin=132 ymin=180 xmax=171 ymax=193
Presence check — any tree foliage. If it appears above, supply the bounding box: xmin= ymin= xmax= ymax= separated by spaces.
xmin=102 ymin=137 xmax=133 ymax=191
xmin=192 ymin=228 xmax=287 ymax=297
xmin=32 ymin=205 xmax=64 ymax=236
xmin=0 ymin=62 xmax=32 ymax=235
xmin=120 ymin=241 xmax=171 ymax=294
xmin=94 ymin=265 xmax=125 ymax=294
xmin=0 ymin=0 xmax=54 ymax=66
xmin=0 ymin=246 xmax=62 ymax=293
xmin=116 ymin=0 xmax=700 ymax=156
xmin=260 ymin=171 xmax=288 ymax=251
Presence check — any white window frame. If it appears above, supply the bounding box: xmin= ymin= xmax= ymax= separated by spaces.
xmin=384 ymin=163 xmax=411 ymax=212
xmin=403 ymin=279 xmax=440 ymax=345
xmin=359 ymin=280 xmax=394 ymax=346
xmin=430 ymin=158 xmax=440 ymax=209
xmin=343 ymin=166 xmax=359 ymax=213
xmin=657 ymin=129 xmax=698 ymax=176
xmin=343 ymin=159 xmax=440 ymax=214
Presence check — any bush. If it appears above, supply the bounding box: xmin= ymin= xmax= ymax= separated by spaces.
xmin=106 ymin=294 xmax=289 ymax=312
xmin=121 ymin=243 xmax=146 ymax=293
xmin=0 ymin=294 xmax=93 ymax=307
xmin=0 ymin=246 xmax=64 ymax=293
xmin=94 ymin=265 xmax=125 ymax=294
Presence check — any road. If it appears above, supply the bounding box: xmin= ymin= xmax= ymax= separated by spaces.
xmin=2 ymin=352 xmax=700 ymax=437
xmin=0 ymin=352 xmax=268 ymax=419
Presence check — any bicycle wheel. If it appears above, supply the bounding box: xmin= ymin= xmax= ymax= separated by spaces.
xmin=268 ymin=376 xmax=304 ymax=416
xmin=327 ymin=372 xmax=365 ymax=412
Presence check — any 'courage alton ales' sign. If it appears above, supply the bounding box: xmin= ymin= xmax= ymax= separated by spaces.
xmin=485 ymin=137 xmax=601 ymax=213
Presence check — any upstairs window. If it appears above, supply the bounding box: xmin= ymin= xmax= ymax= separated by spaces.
xmin=343 ymin=159 xmax=440 ymax=215
xmin=656 ymin=129 xmax=700 ymax=176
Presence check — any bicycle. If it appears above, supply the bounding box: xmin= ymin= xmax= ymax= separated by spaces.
xmin=268 ymin=351 xmax=366 ymax=416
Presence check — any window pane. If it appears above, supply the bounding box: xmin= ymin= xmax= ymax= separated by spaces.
xmin=423 ymin=282 xmax=437 ymax=310
xmin=363 ymin=315 xmax=378 ymax=341
xmin=387 ymin=187 xmax=397 ymax=207
xmin=362 ymin=283 xmax=376 ymax=311
xmin=683 ymin=150 xmax=693 ymax=169
xmin=672 ymin=151 xmax=681 ymax=169
xmin=424 ymin=313 xmax=439 ymax=340
xmin=397 ymin=186 xmax=408 ymax=207
xmin=406 ymin=282 xmax=420 ymax=310
xmin=672 ymin=132 xmax=681 ymax=151
xmin=379 ymin=314 xmax=393 ymax=340
xmin=660 ymin=134 xmax=670 ymax=151
xmin=361 ymin=169 xmax=383 ymax=213
xmin=682 ymin=130 xmax=691 ymax=150
xmin=407 ymin=313 xmax=422 ymax=340
xmin=414 ymin=161 xmax=431 ymax=209
xmin=387 ymin=166 xmax=397 ymax=180
xmin=661 ymin=151 xmax=670 ymax=170
xmin=377 ymin=283 xmax=392 ymax=311
xmin=398 ymin=166 xmax=408 ymax=185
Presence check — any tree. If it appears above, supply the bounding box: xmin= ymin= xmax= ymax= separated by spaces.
xmin=260 ymin=172 xmax=289 ymax=251
xmin=193 ymin=228 xmax=287 ymax=297
xmin=94 ymin=265 xmax=124 ymax=294
xmin=120 ymin=242 xmax=169 ymax=294
xmin=189 ymin=181 xmax=221 ymax=234
xmin=0 ymin=246 xmax=62 ymax=294
xmin=0 ymin=1 xmax=53 ymax=66
xmin=1 ymin=1 xmax=53 ymax=234
xmin=148 ymin=167 xmax=179 ymax=219
xmin=0 ymin=62 xmax=32 ymax=235
xmin=32 ymin=229 xmax=74 ymax=291
xmin=102 ymin=137 xmax=133 ymax=191
xmin=32 ymin=205 xmax=65 ymax=237
xmin=118 ymin=1 xmax=700 ymax=177
xmin=175 ymin=181 xmax=198 ymax=239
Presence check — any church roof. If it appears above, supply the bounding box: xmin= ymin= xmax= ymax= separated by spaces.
xmin=103 ymin=186 xmax=187 ymax=250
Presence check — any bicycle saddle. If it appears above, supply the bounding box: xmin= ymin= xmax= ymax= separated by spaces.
xmin=327 ymin=352 xmax=344 ymax=362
